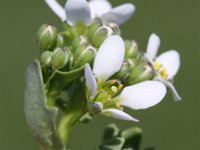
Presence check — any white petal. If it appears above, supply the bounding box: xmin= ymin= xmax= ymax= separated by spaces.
xmin=89 ymin=0 xmax=112 ymax=19
xmin=85 ymin=64 xmax=97 ymax=98
xmin=156 ymin=50 xmax=180 ymax=79
xmin=101 ymin=4 xmax=135 ymax=25
xmin=44 ymin=0 xmax=66 ymax=21
xmin=93 ymin=35 xmax=125 ymax=81
xmin=146 ymin=33 xmax=160 ymax=60
xmin=120 ymin=81 xmax=167 ymax=110
xmin=65 ymin=0 xmax=91 ymax=25
xmin=101 ymin=109 xmax=139 ymax=122
xmin=162 ymin=80 xmax=182 ymax=102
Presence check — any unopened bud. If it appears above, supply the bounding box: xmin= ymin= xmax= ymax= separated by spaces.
xmin=51 ymin=48 xmax=70 ymax=70
xmin=71 ymin=36 xmax=89 ymax=54
xmin=107 ymin=23 xmax=121 ymax=35
xmin=37 ymin=24 xmax=58 ymax=50
xmin=73 ymin=45 xmax=97 ymax=69
xmin=125 ymin=40 xmax=139 ymax=59
xmin=92 ymin=26 xmax=113 ymax=48
xmin=40 ymin=51 xmax=52 ymax=67
xmin=56 ymin=33 xmax=65 ymax=48
xmin=87 ymin=18 xmax=103 ymax=40
xmin=114 ymin=59 xmax=133 ymax=81
xmin=128 ymin=64 xmax=153 ymax=84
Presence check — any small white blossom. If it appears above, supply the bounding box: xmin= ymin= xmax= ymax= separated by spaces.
xmin=44 ymin=0 xmax=135 ymax=25
xmin=145 ymin=33 xmax=181 ymax=101
xmin=85 ymin=35 xmax=167 ymax=122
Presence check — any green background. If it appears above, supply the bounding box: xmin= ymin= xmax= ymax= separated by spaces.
xmin=0 ymin=0 xmax=199 ymax=149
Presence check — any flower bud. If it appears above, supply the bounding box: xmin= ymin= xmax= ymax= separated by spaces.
xmin=107 ymin=23 xmax=121 ymax=35
xmin=73 ymin=45 xmax=97 ymax=69
xmin=87 ymin=18 xmax=103 ymax=40
xmin=92 ymin=26 xmax=113 ymax=48
xmin=128 ymin=63 xmax=153 ymax=85
xmin=125 ymin=40 xmax=139 ymax=59
xmin=40 ymin=51 xmax=52 ymax=67
xmin=51 ymin=48 xmax=70 ymax=70
xmin=56 ymin=33 xmax=65 ymax=48
xmin=71 ymin=36 xmax=89 ymax=55
xmin=37 ymin=24 xmax=58 ymax=50
xmin=114 ymin=59 xmax=133 ymax=81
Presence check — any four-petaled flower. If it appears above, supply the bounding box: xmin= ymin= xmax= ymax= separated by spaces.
xmin=85 ymin=35 xmax=167 ymax=122
xmin=44 ymin=0 xmax=135 ymax=25
xmin=145 ymin=33 xmax=181 ymax=101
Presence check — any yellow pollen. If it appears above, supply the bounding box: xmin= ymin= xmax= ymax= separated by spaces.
xmin=111 ymin=86 xmax=118 ymax=93
xmin=115 ymin=102 xmax=121 ymax=109
xmin=107 ymin=95 xmax=112 ymax=101
xmin=160 ymin=68 xmax=168 ymax=79
xmin=153 ymin=61 xmax=161 ymax=70
xmin=100 ymin=89 xmax=104 ymax=92
xmin=97 ymin=79 xmax=102 ymax=85
xmin=111 ymin=80 xmax=116 ymax=84
xmin=118 ymin=84 xmax=123 ymax=90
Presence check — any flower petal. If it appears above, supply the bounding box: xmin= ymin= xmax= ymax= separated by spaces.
xmin=89 ymin=0 xmax=112 ymax=19
xmin=65 ymin=0 xmax=91 ymax=25
xmin=162 ymin=80 xmax=182 ymax=101
xmin=146 ymin=33 xmax=160 ymax=60
xmin=84 ymin=64 xmax=97 ymax=98
xmin=101 ymin=109 xmax=139 ymax=122
xmin=101 ymin=4 xmax=135 ymax=25
xmin=44 ymin=0 xmax=66 ymax=21
xmin=156 ymin=50 xmax=180 ymax=79
xmin=93 ymin=35 xmax=125 ymax=81
xmin=120 ymin=81 xmax=167 ymax=110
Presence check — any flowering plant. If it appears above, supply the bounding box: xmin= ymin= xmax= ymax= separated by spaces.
xmin=24 ymin=0 xmax=181 ymax=149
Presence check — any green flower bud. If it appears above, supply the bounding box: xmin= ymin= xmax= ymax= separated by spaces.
xmin=56 ymin=33 xmax=65 ymax=48
xmin=114 ymin=59 xmax=133 ymax=81
xmin=128 ymin=63 xmax=153 ymax=85
xmin=51 ymin=48 xmax=70 ymax=70
xmin=107 ymin=23 xmax=121 ymax=35
xmin=92 ymin=26 xmax=113 ymax=48
xmin=40 ymin=51 xmax=52 ymax=67
xmin=125 ymin=40 xmax=139 ymax=59
xmin=71 ymin=35 xmax=89 ymax=55
xmin=86 ymin=18 xmax=103 ymax=40
xmin=73 ymin=45 xmax=97 ymax=69
xmin=37 ymin=24 xmax=58 ymax=50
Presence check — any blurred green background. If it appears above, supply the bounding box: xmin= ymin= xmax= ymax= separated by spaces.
xmin=0 ymin=0 xmax=199 ymax=149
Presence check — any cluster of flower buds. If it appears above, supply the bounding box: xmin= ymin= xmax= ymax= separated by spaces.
xmin=25 ymin=0 xmax=182 ymax=148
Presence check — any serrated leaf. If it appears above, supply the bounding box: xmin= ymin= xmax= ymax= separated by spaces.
xmin=121 ymin=127 xmax=142 ymax=150
xmin=47 ymin=65 xmax=85 ymax=95
xmin=99 ymin=137 xmax=125 ymax=150
xmin=24 ymin=60 xmax=62 ymax=149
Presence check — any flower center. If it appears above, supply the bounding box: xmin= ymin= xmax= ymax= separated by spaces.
xmin=153 ymin=61 xmax=168 ymax=79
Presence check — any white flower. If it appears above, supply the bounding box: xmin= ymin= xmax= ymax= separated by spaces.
xmin=85 ymin=35 xmax=167 ymax=122
xmin=44 ymin=0 xmax=135 ymax=25
xmin=145 ymin=33 xmax=181 ymax=101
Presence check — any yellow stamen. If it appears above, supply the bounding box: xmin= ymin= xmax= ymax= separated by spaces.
xmin=160 ymin=68 xmax=168 ymax=79
xmin=111 ymin=80 xmax=116 ymax=84
xmin=153 ymin=61 xmax=161 ymax=70
xmin=107 ymin=95 xmax=112 ymax=101
xmin=115 ymin=102 xmax=121 ymax=109
xmin=118 ymin=84 xmax=123 ymax=90
xmin=111 ymin=86 xmax=118 ymax=93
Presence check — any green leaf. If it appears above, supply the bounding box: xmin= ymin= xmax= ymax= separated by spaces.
xmin=99 ymin=137 xmax=125 ymax=150
xmin=121 ymin=127 xmax=142 ymax=150
xmin=47 ymin=65 xmax=85 ymax=96
xmin=24 ymin=60 xmax=63 ymax=149
xmin=102 ymin=124 xmax=120 ymax=142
